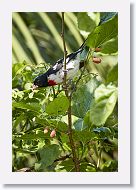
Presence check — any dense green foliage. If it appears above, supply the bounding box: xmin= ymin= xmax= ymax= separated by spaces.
xmin=12 ymin=12 xmax=118 ymax=172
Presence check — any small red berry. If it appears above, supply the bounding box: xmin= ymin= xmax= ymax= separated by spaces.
xmin=44 ymin=128 xmax=49 ymax=134
xmin=92 ymin=57 xmax=101 ymax=64
xmin=94 ymin=47 xmax=101 ymax=52
xmin=50 ymin=130 xmax=56 ymax=138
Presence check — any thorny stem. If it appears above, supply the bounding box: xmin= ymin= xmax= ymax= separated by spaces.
xmin=61 ymin=12 xmax=80 ymax=172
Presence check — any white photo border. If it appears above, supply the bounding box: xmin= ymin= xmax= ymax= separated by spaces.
xmin=0 ymin=0 xmax=130 ymax=184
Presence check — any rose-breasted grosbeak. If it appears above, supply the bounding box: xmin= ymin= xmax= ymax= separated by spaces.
xmin=32 ymin=42 xmax=89 ymax=90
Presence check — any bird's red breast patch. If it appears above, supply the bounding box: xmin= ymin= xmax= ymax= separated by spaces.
xmin=48 ymin=80 xmax=57 ymax=86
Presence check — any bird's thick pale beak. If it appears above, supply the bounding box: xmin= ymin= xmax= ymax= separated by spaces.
xmin=32 ymin=84 xmax=38 ymax=90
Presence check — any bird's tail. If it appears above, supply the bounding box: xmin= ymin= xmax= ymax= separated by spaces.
xmin=78 ymin=38 xmax=88 ymax=50
xmin=77 ymin=39 xmax=89 ymax=61
xmin=79 ymin=46 xmax=90 ymax=61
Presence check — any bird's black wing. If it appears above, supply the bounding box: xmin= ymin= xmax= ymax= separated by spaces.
xmin=46 ymin=40 xmax=87 ymax=76
xmin=46 ymin=52 xmax=79 ymax=75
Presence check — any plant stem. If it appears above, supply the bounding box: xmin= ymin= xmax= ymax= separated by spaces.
xmin=97 ymin=143 xmax=102 ymax=169
xmin=67 ymin=95 xmax=80 ymax=171
xmin=97 ymin=149 xmax=102 ymax=169
xmin=61 ymin=12 xmax=80 ymax=172
xmin=61 ymin=12 xmax=67 ymax=93
xmin=52 ymin=86 xmax=56 ymax=99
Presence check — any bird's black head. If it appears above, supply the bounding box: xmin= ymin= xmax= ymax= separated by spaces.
xmin=33 ymin=73 xmax=48 ymax=90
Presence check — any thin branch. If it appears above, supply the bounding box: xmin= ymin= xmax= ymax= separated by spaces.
xmin=61 ymin=12 xmax=80 ymax=172
xmin=61 ymin=12 xmax=68 ymax=93
xmin=97 ymin=148 xmax=102 ymax=169
xmin=52 ymin=86 xmax=56 ymax=99
xmin=71 ymin=48 xmax=92 ymax=94
xmin=54 ymin=154 xmax=71 ymax=162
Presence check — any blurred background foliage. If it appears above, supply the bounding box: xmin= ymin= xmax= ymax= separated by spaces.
xmin=12 ymin=12 xmax=118 ymax=172
xmin=12 ymin=12 xmax=83 ymax=64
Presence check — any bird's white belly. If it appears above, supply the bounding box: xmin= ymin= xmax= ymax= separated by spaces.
xmin=48 ymin=58 xmax=80 ymax=84
xmin=66 ymin=60 xmax=80 ymax=79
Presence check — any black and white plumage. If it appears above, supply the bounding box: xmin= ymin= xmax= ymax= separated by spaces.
xmin=33 ymin=42 xmax=89 ymax=90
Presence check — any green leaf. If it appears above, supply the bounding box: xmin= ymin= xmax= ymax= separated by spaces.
xmin=38 ymin=12 xmax=72 ymax=54
xmin=77 ymin=12 xmax=100 ymax=34
xmin=73 ymin=118 xmax=83 ymax=131
xmin=86 ymin=15 xmax=118 ymax=48
xmin=106 ymin=64 xmax=118 ymax=84
xmin=35 ymin=144 xmax=60 ymax=170
xmin=93 ymin=127 xmax=111 ymax=134
xmin=89 ymin=84 xmax=118 ymax=126
xmin=35 ymin=118 xmax=67 ymax=132
xmin=79 ymin=46 xmax=90 ymax=61
xmin=86 ymin=164 xmax=96 ymax=172
xmin=33 ymin=92 xmax=45 ymax=100
xmin=13 ymin=12 xmax=44 ymax=64
xmin=12 ymin=61 xmax=27 ymax=79
xmin=14 ymin=132 xmax=50 ymax=140
xmin=93 ymin=127 xmax=112 ymax=139
xmin=105 ymin=104 xmax=118 ymax=127
xmin=74 ymin=130 xmax=95 ymax=144
xmin=83 ymin=111 xmax=92 ymax=128
xmin=58 ymin=159 xmax=75 ymax=172
xmin=72 ymin=77 xmax=100 ymax=118
xmin=73 ymin=118 xmax=87 ymax=131
xmin=100 ymin=12 xmax=117 ymax=25
xmin=76 ymin=162 xmax=88 ymax=172
xmin=12 ymin=102 xmax=41 ymax=113
xmin=101 ymin=37 xmax=118 ymax=54
xmin=34 ymin=118 xmax=49 ymax=127
xmin=48 ymin=120 xmax=68 ymax=132
xmin=101 ymin=160 xmax=118 ymax=172
xmin=12 ymin=61 xmax=28 ymax=88
xmin=46 ymin=95 xmax=69 ymax=116
xmin=13 ymin=113 xmax=26 ymax=129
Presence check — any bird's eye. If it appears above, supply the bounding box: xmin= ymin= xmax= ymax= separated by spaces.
xmin=37 ymin=80 xmax=40 ymax=84
xmin=36 ymin=79 xmax=42 ymax=86
xmin=34 ymin=78 xmax=40 ymax=86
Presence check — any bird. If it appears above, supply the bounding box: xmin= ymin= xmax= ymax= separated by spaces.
xmin=32 ymin=41 xmax=89 ymax=90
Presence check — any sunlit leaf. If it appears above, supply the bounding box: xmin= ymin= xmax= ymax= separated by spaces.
xmin=73 ymin=130 xmax=95 ymax=144
xmin=14 ymin=131 xmax=50 ymax=140
xmin=89 ymin=84 xmax=118 ymax=126
xmin=72 ymin=77 xmax=100 ymax=118
xmin=12 ymin=61 xmax=27 ymax=79
xmin=13 ymin=113 xmax=26 ymax=129
xmin=99 ymin=12 xmax=117 ymax=25
xmin=46 ymin=95 xmax=69 ymax=116
xmin=87 ymin=15 xmax=118 ymax=48
xmin=35 ymin=144 xmax=60 ymax=170
xmin=101 ymin=37 xmax=118 ymax=54
xmin=106 ymin=64 xmax=118 ymax=84
xmin=77 ymin=12 xmax=100 ymax=36
xmin=12 ymin=102 xmax=41 ymax=113
xmin=101 ymin=160 xmax=118 ymax=172
xmin=58 ymin=159 xmax=75 ymax=172
xmin=35 ymin=118 xmax=67 ymax=132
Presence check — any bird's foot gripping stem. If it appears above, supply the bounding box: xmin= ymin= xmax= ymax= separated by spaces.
xmin=62 ymin=79 xmax=76 ymax=96
xmin=62 ymin=69 xmax=68 ymax=90
xmin=62 ymin=83 xmax=68 ymax=90
xmin=63 ymin=69 xmax=68 ymax=74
